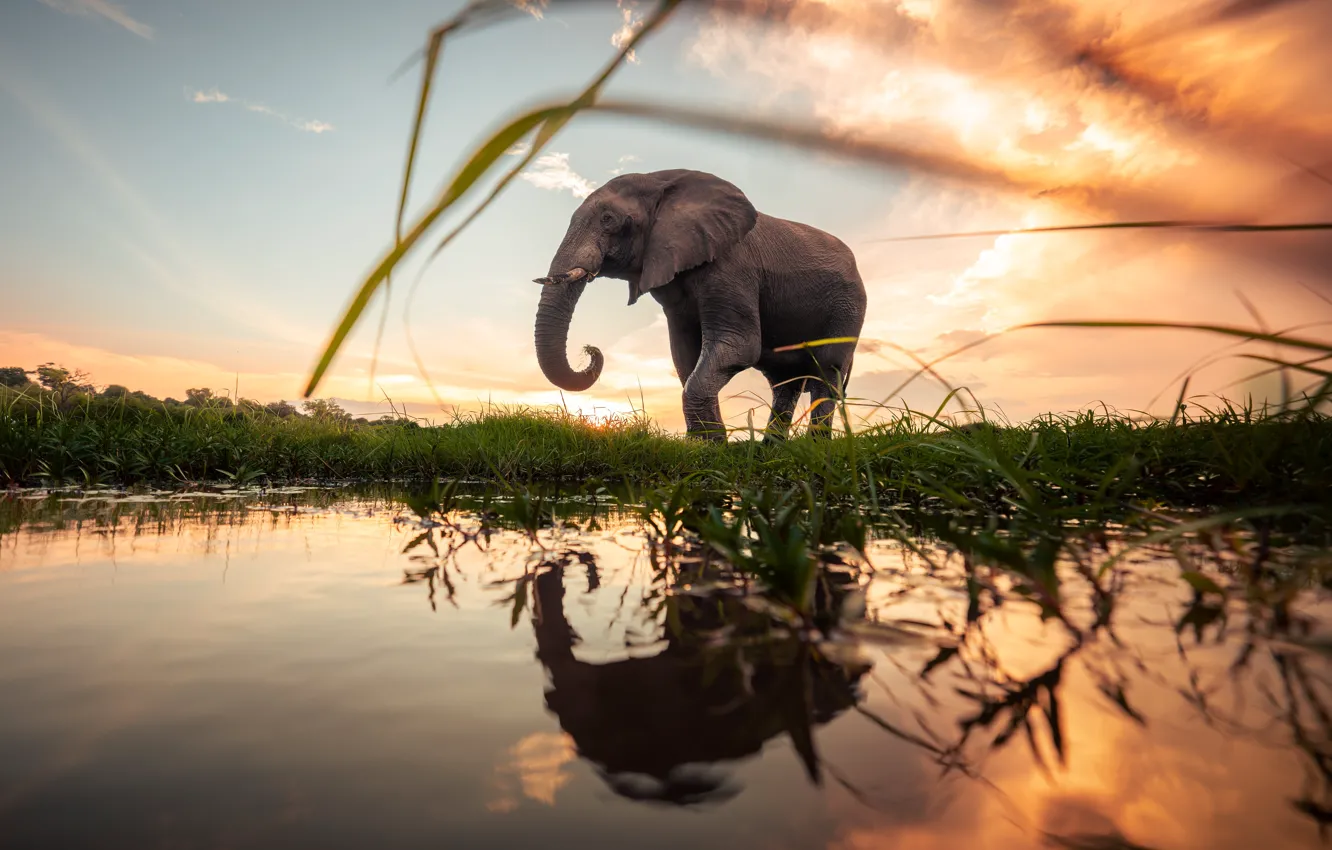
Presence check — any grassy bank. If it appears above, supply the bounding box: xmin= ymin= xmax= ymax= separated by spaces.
xmin=5 ymin=384 xmax=1330 ymax=638
xmin=4 ymin=385 xmax=1330 ymax=515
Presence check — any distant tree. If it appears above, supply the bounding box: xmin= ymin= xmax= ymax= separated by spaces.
xmin=101 ymin=384 xmax=130 ymax=398
xmin=302 ymin=398 xmax=352 ymax=423
xmin=35 ymin=362 xmax=92 ymax=394
xmin=35 ymin=365 xmax=92 ymax=394
xmin=163 ymin=398 xmax=182 ymax=406
xmin=128 ymin=390 xmax=158 ymax=404
xmin=0 ymin=367 xmax=29 ymax=388
xmin=371 ymin=415 xmax=421 ymax=428
xmin=185 ymin=387 xmax=214 ymax=406
xmin=35 ymin=363 xmax=70 ymax=390
xmin=265 ymin=400 xmax=300 ymax=418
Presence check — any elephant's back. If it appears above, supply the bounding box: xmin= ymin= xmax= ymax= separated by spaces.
xmin=744 ymin=214 xmax=866 ymax=339
xmin=747 ymin=213 xmax=862 ymax=284
xmin=751 ymin=213 xmax=863 ymax=299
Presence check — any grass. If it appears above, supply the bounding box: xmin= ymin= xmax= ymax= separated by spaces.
xmin=6 ymin=382 xmax=1330 ymax=518
xmin=270 ymin=1 xmax=1332 ymax=625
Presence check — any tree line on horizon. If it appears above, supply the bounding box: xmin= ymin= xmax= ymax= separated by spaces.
xmin=0 ymin=362 xmax=402 ymax=426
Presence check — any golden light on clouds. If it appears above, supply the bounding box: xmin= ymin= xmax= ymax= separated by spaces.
xmin=683 ymin=0 xmax=1332 ymax=426
xmin=697 ymin=0 xmax=1331 ymax=213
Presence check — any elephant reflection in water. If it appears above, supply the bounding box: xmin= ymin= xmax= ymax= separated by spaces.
xmin=529 ymin=548 xmax=872 ymax=805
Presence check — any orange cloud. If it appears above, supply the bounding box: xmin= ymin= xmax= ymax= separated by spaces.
xmin=686 ymin=0 xmax=1332 ymax=419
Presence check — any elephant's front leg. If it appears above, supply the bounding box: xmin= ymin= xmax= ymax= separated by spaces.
xmin=683 ymin=336 xmax=758 ymax=441
xmin=682 ymin=370 xmax=729 ymax=441
xmin=665 ymin=315 xmax=702 ymax=391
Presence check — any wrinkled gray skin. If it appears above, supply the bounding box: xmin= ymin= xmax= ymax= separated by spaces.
xmin=534 ymin=169 xmax=867 ymax=440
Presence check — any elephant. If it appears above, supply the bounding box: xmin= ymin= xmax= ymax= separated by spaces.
xmin=533 ymin=169 xmax=867 ymax=440
xmin=529 ymin=547 xmax=872 ymax=805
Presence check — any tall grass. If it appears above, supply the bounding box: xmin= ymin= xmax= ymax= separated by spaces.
xmin=6 ymin=384 xmax=1329 ymax=521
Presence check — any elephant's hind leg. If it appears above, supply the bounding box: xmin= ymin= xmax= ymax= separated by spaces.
xmin=807 ymin=349 xmax=856 ymax=438
xmin=763 ymin=376 xmax=804 ymax=442
xmin=808 ymin=379 xmax=841 ymax=436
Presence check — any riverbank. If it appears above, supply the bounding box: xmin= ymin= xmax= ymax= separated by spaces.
xmin=4 ymin=387 xmax=1330 ymax=517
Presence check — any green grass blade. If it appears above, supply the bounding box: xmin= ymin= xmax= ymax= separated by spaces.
xmin=305 ymin=0 xmax=684 ymax=398
xmin=771 ymin=336 xmax=860 ymax=352
xmin=303 ymin=103 xmax=568 ymax=397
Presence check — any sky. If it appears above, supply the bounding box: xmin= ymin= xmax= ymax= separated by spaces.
xmin=2 ymin=0 xmax=1329 ymax=432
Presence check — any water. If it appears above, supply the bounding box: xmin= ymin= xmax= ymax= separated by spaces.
xmin=1 ymin=487 xmax=1329 ymax=849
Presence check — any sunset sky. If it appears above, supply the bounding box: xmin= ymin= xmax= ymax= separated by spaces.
xmin=2 ymin=0 xmax=1329 ymax=431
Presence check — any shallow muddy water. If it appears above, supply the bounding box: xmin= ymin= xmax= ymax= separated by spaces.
xmin=1 ymin=487 xmax=1330 ymax=849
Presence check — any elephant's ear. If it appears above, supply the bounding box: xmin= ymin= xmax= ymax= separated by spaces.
xmin=632 ymin=171 xmax=758 ymax=305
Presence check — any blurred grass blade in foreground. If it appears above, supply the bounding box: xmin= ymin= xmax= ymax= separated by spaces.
xmin=304 ymin=0 xmax=684 ymax=398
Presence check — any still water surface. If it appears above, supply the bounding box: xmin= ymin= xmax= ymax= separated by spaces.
xmin=1 ymin=487 xmax=1328 ymax=849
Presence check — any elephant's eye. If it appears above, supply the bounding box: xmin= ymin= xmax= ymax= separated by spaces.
xmin=600 ymin=211 xmax=617 ymax=228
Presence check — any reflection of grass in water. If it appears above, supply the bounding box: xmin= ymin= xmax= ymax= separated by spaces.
xmin=6 ymin=477 xmax=1330 ymax=835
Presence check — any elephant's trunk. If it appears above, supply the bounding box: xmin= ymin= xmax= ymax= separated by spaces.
xmin=535 ymin=277 xmax=603 ymax=392
xmin=534 ymin=224 xmax=605 ymax=392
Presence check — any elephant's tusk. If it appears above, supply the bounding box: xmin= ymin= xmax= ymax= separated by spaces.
xmin=533 ymin=268 xmax=589 ymax=286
